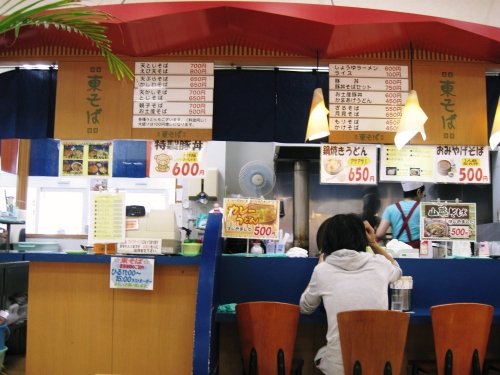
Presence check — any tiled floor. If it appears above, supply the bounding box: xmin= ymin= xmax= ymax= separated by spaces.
xmin=3 ymin=354 xmax=25 ymax=375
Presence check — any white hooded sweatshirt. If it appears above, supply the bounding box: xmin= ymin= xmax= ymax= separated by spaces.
xmin=300 ymin=249 xmax=402 ymax=375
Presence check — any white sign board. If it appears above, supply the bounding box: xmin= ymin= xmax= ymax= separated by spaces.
xmin=117 ymin=238 xmax=162 ymax=255
xmin=110 ymin=257 xmax=155 ymax=290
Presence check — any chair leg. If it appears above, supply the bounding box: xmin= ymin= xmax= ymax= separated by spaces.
xmin=277 ymin=348 xmax=285 ymax=375
xmin=353 ymin=360 xmax=362 ymax=375
xmin=384 ymin=362 xmax=392 ymax=375
xmin=445 ymin=349 xmax=453 ymax=375
xmin=472 ymin=349 xmax=481 ymax=375
xmin=249 ymin=347 xmax=258 ymax=375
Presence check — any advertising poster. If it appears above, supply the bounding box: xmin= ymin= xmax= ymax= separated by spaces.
xmin=59 ymin=141 xmax=113 ymax=177
xmin=320 ymin=144 xmax=377 ymax=185
xmin=110 ymin=257 xmax=155 ymax=290
xmin=222 ymin=198 xmax=280 ymax=240
xmin=421 ymin=202 xmax=476 ymax=242
xmin=434 ymin=145 xmax=490 ymax=184
xmin=148 ymin=140 xmax=207 ymax=178
xmin=379 ymin=145 xmax=435 ymax=182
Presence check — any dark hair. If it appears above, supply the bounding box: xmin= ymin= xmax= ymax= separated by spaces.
xmin=316 ymin=217 xmax=333 ymax=253
xmin=403 ymin=185 xmax=425 ymax=199
xmin=361 ymin=192 xmax=381 ymax=229
xmin=321 ymin=213 xmax=368 ymax=256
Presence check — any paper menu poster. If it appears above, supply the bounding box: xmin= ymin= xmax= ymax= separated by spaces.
xmin=320 ymin=144 xmax=377 ymax=185
xmin=379 ymin=145 xmax=434 ymax=182
xmin=434 ymin=145 xmax=490 ymax=184
xmin=421 ymin=202 xmax=476 ymax=242
xmin=59 ymin=141 xmax=113 ymax=177
xmin=89 ymin=191 xmax=126 ymax=244
xmin=148 ymin=140 xmax=207 ymax=178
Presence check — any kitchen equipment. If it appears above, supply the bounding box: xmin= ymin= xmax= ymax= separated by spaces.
xmin=126 ymin=205 xmax=146 ymax=217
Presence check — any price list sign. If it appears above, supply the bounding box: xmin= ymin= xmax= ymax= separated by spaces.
xmin=133 ymin=62 xmax=214 ymax=130
xmin=421 ymin=202 xmax=476 ymax=242
xmin=329 ymin=64 xmax=408 ymax=143
xmin=222 ymin=198 xmax=280 ymax=240
xmin=89 ymin=191 xmax=126 ymax=243
xmin=320 ymin=144 xmax=377 ymax=185
xmin=434 ymin=145 xmax=490 ymax=184
xmin=148 ymin=139 xmax=207 ymax=178
xmin=380 ymin=145 xmax=434 ymax=182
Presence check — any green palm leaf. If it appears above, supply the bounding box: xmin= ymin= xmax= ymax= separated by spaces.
xmin=0 ymin=0 xmax=134 ymax=80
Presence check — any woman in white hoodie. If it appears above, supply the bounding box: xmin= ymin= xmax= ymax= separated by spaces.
xmin=300 ymin=213 xmax=402 ymax=375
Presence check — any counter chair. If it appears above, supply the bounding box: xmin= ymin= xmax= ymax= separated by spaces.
xmin=337 ymin=309 xmax=410 ymax=375
xmin=411 ymin=302 xmax=493 ymax=375
xmin=236 ymin=301 xmax=301 ymax=375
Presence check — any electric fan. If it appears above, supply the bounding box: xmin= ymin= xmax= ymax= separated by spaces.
xmin=238 ymin=160 xmax=276 ymax=198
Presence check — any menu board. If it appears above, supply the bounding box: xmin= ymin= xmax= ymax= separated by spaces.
xmin=110 ymin=257 xmax=154 ymax=290
xmin=329 ymin=64 xmax=409 ymax=141
xmin=320 ymin=144 xmax=377 ymax=185
xmin=380 ymin=145 xmax=490 ymax=184
xmin=222 ymin=198 xmax=280 ymax=240
xmin=434 ymin=145 xmax=490 ymax=184
xmin=421 ymin=202 xmax=476 ymax=242
xmin=148 ymin=140 xmax=207 ymax=178
xmin=133 ymin=62 xmax=214 ymax=130
xmin=89 ymin=191 xmax=126 ymax=244
xmin=59 ymin=141 xmax=113 ymax=177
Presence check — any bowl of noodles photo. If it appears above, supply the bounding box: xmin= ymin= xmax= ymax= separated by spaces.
xmin=424 ymin=219 xmax=448 ymax=238
xmin=323 ymin=157 xmax=343 ymax=175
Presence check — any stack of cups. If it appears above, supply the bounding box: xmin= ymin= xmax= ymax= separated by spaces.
xmin=390 ymin=276 xmax=413 ymax=311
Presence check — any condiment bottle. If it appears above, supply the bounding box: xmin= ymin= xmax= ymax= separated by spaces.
xmin=250 ymin=241 xmax=263 ymax=254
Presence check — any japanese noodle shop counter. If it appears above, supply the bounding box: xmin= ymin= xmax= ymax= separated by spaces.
xmin=11 ymin=252 xmax=202 ymax=375
xmin=215 ymin=256 xmax=500 ymax=375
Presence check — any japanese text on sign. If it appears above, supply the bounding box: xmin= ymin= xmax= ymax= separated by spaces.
xmin=85 ymin=66 xmax=104 ymax=135
xmin=110 ymin=257 xmax=155 ymax=290
xmin=421 ymin=202 xmax=476 ymax=242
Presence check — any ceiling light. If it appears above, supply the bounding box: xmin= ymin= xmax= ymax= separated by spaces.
xmin=395 ymin=44 xmax=428 ymax=150
xmin=305 ymin=52 xmax=330 ymax=142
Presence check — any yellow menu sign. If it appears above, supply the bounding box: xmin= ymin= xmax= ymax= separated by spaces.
xmin=222 ymin=198 xmax=280 ymax=240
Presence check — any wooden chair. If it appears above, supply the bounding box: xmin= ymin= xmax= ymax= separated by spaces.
xmin=412 ymin=303 xmax=493 ymax=375
xmin=236 ymin=301 xmax=300 ymax=375
xmin=337 ymin=309 xmax=410 ymax=375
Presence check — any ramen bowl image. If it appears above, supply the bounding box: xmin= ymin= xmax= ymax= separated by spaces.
xmin=323 ymin=158 xmax=342 ymax=175
xmin=437 ymin=160 xmax=452 ymax=176
xmin=247 ymin=203 xmax=277 ymax=225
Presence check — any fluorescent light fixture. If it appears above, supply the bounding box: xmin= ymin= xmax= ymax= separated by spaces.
xmin=395 ymin=90 xmax=428 ymax=150
xmin=490 ymin=99 xmax=500 ymax=150
xmin=305 ymin=87 xmax=330 ymax=141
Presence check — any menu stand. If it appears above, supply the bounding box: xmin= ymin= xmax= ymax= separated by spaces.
xmin=0 ymin=218 xmax=26 ymax=252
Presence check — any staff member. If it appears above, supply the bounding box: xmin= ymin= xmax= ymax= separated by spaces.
xmin=376 ymin=182 xmax=425 ymax=248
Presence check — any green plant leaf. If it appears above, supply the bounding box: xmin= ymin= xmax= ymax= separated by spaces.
xmin=0 ymin=0 xmax=134 ymax=81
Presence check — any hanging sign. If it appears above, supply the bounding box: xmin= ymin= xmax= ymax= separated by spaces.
xmin=222 ymin=198 xmax=280 ymax=240
xmin=434 ymin=145 xmax=490 ymax=184
xmin=110 ymin=256 xmax=155 ymax=290
xmin=379 ymin=145 xmax=434 ymax=182
xmin=320 ymin=144 xmax=377 ymax=185
xmin=421 ymin=202 xmax=476 ymax=242
xmin=59 ymin=141 xmax=113 ymax=177
xmin=148 ymin=140 xmax=207 ymax=178
xmin=329 ymin=63 xmax=409 ymax=143
xmin=133 ymin=62 xmax=214 ymax=141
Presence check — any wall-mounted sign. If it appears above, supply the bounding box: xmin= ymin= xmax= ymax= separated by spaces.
xmin=59 ymin=141 xmax=113 ymax=177
xmin=222 ymin=198 xmax=280 ymax=240
xmin=320 ymin=144 xmax=377 ymax=185
xmin=380 ymin=145 xmax=490 ymax=184
xmin=148 ymin=140 xmax=207 ymax=178
xmin=421 ymin=202 xmax=476 ymax=242
xmin=89 ymin=191 xmax=126 ymax=244
xmin=380 ymin=145 xmax=434 ymax=182
xmin=133 ymin=62 xmax=214 ymax=140
xmin=110 ymin=256 xmax=154 ymax=290
xmin=434 ymin=145 xmax=490 ymax=184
